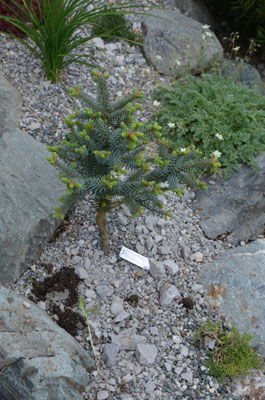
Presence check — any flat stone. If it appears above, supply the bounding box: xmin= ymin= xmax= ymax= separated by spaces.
xmin=135 ymin=343 xmax=158 ymax=365
xmin=102 ymin=343 xmax=119 ymax=367
xmin=76 ymin=267 xmax=89 ymax=280
xmin=194 ymin=252 xmax=204 ymax=262
xmin=197 ymin=239 xmax=265 ymax=357
xmin=91 ymin=37 xmax=105 ymax=49
xmin=191 ymin=153 xmax=265 ymax=245
xmin=163 ymin=259 xmax=179 ymax=275
xmin=142 ymin=9 xmax=223 ymax=77
xmin=97 ymin=391 xmax=109 ymax=400
xmin=181 ymin=370 xmax=193 ymax=384
xmin=160 ymin=285 xmax=181 ymax=306
xmin=95 ymin=283 xmax=114 ymax=298
xmin=111 ymin=327 xmax=147 ymax=351
xmin=0 ymin=76 xmax=65 ymax=284
xmin=0 ymin=286 xmax=94 ymax=400
xmin=191 ymin=283 xmax=204 ymax=292
xmin=110 ymin=297 xmax=124 ymax=316
xmin=114 ymin=311 xmax=130 ymax=323
xmin=149 ymin=260 xmax=166 ymax=279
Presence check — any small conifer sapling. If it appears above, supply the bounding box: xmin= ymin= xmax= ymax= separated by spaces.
xmin=47 ymin=70 xmax=219 ymax=254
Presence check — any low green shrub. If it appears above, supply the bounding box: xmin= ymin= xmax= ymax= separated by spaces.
xmin=196 ymin=319 xmax=264 ymax=382
xmin=153 ymin=73 xmax=265 ymax=178
xmin=47 ymin=71 xmax=218 ymax=254
xmin=91 ymin=8 xmax=139 ymax=43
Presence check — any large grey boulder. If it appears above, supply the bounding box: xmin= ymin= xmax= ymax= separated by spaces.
xmin=220 ymin=59 xmax=265 ymax=95
xmin=0 ymin=285 xmax=94 ymax=400
xmin=197 ymin=239 xmax=265 ymax=358
xmin=142 ymin=8 xmax=223 ymax=77
xmin=191 ymin=153 xmax=265 ymax=245
xmin=174 ymin=0 xmax=216 ymax=29
xmin=0 ymin=75 xmax=65 ymax=284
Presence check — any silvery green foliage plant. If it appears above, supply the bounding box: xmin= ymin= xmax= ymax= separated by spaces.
xmin=0 ymin=0 xmax=152 ymax=82
xmin=47 ymin=70 xmax=217 ymax=254
xmin=153 ymin=73 xmax=265 ymax=178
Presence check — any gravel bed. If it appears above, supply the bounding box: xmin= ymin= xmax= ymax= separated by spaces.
xmin=0 ymin=2 xmax=242 ymax=399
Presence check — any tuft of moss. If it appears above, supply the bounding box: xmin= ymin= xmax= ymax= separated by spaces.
xmin=196 ymin=319 xmax=264 ymax=382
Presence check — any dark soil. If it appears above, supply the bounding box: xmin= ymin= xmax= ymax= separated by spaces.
xmin=31 ymin=266 xmax=86 ymax=336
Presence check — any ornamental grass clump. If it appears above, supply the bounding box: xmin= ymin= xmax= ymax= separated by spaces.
xmin=0 ymin=0 xmax=150 ymax=82
xmin=47 ymin=71 xmax=218 ymax=254
xmin=153 ymin=73 xmax=265 ymax=178
xmin=196 ymin=319 xmax=264 ymax=382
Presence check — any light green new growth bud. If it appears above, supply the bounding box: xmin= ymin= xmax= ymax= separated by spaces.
xmin=130 ymin=134 xmax=138 ymax=142
xmin=58 ymin=196 xmax=66 ymax=202
xmin=85 ymin=108 xmax=94 ymax=117
xmin=121 ymin=131 xmax=129 ymax=138
xmin=61 ymin=177 xmax=69 ymax=184
xmin=76 ymin=84 xmax=81 ymax=91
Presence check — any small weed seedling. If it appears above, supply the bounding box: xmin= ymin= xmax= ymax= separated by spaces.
xmin=79 ymin=297 xmax=98 ymax=359
xmin=195 ymin=319 xmax=264 ymax=382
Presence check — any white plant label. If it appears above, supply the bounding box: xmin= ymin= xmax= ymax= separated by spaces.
xmin=119 ymin=246 xmax=150 ymax=271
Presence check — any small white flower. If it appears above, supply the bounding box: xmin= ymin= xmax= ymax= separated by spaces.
xmin=215 ymin=133 xmax=223 ymax=140
xmin=175 ymin=58 xmax=181 ymax=66
xmin=202 ymin=24 xmax=210 ymax=30
xmin=167 ymin=122 xmax=175 ymax=128
xmin=144 ymin=68 xmax=151 ymax=74
xmin=205 ymin=31 xmax=213 ymax=38
xmin=180 ymin=148 xmax=186 ymax=152
xmin=213 ymin=150 xmax=222 ymax=158
xmin=153 ymin=100 xmax=161 ymax=107
xmin=202 ymin=33 xmax=206 ymax=41
xmin=233 ymin=46 xmax=240 ymax=52
xmin=156 ymin=55 xmax=162 ymax=60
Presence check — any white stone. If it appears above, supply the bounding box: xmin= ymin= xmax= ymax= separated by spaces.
xmin=91 ymin=37 xmax=105 ymax=49
xmin=181 ymin=370 xmax=193 ymax=384
xmin=97 ymin=390 xmax=109 ymax=400
xmin=180 ymin=344 xmax=189 ymax=357
xmin=23 ymin=301 xmax=31 ymax=309
xmin=163 ymin=259 xmax=179 ymax=275
xmin=111 ymin=297 xmax=124 ymax=316
xmin=28 ymin=121 xmax=41 ymax=130
xmin=111 ymin=327 xmax=147 ymax=351
xmin=194 ymin=251 xmax=204 ymax=262
xmin=191 ymin=283 xmax=204 ymax=292
xmin=149 ymin=260 xmax=165 ymax=279
xmin=172 ymin=335 xmax=182 ymax=344
xmin=135 ymin=343 xmax=158 ymax=365
xmin=115 ymin=311 xmax=130 ymax=323
xmin=115 ymin=55 xmax=125 ymax=64
xmin=76 ymin=267 xmax=89 ymax=279
xmin=150 ymin=326 xmax=159 ymax=335
xmin=102 ymin=343 xmax=119 ymax=367
xmin=160 ymin=285 xmax=181 ymax=306
xmin=105 ymin=43 xmax=118 ymax=51
xmin=85 ymin=289 xmax=97 ymax=299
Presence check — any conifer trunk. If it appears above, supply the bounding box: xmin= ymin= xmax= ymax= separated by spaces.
xmin=96 ymin=207 xmax=109 ymax=255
